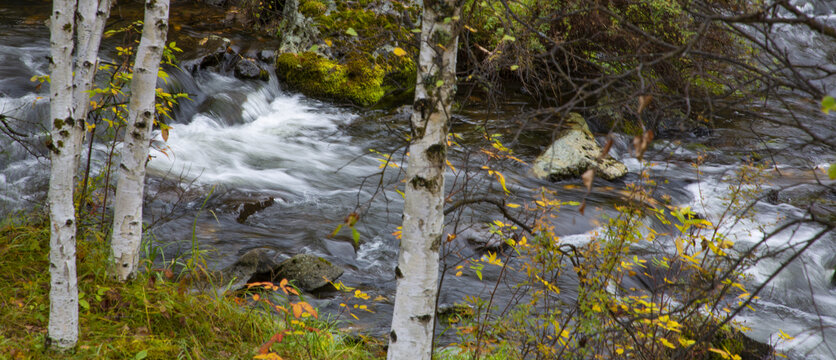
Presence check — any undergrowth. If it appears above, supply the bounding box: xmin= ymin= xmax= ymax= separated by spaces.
xmin=0 ymin=212 xmax=376 ymax=359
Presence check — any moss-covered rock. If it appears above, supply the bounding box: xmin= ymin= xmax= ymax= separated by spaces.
xmin=298 ymin=0 xmax=327 ymax=17
xmin=276 ymin=52 xmax=387 ymax=106
xmin=272 ymin=0 xmax=418 ymax=106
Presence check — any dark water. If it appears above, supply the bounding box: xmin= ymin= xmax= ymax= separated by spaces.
xmin=1 ymin=1 xmax=835 ymax=358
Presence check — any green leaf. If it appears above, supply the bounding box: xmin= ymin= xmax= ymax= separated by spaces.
xmin=411 ymin=28 xmax=422 ymax=33
xmin=435 ymin=80 xmax=444 ymax=88
xmin=501 ymin=34 xmax=516 ymax=42
xmin=345 ymin=28 xmax=358 ymax=37
xmin=510 ymin=65 xmax=519 ymax=71
xmin=330 ymin=224 xmax=343 ymax=237
xmin=823 ymin=96 xmax=836 ymax=114
xmin=309 ymin=44 xmax=319 ymax=52
xmin=79 ymin=299 xmax=89 ymax=311
xmin=829 ymin=163 xmax=836 ymax=180
xmin=135 ymin=350 xmax=148 ymax=360
xmin=351 ymin=228 xmax=360 ymax=245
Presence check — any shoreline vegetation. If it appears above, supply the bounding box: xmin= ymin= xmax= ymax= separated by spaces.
xmin=0 ymin=214 xmax=380 ymax=359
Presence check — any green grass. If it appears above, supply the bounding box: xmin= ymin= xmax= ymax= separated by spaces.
xmin=0 ymin=214 xmax=378 ymax=359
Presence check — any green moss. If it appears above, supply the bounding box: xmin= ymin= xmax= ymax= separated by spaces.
xmin=299 ymin=0 xmax=327 ymax=18
xmin=276 ymin=52 xmax=386 ymax=106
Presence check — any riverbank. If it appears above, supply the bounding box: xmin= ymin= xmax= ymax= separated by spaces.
xmin=0 ymin=214 xmax=380 ymax=359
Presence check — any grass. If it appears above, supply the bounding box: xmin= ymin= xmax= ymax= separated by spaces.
xmin=0 ymin=213 xmax=379 ymax=359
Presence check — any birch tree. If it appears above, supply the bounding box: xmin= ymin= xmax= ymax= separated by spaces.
xmin=46 ymin=0 xmax=111 ymax=349
xmin=387 ymin=1 xmax=462 ymax=358
xmin=111 ymin=0 xmax=170 ymax=281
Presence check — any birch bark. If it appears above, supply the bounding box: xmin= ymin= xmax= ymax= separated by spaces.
xmin=111 ymin=0 xmax=170 ymax=281
xmin=71 ymin=0 xmax=113 ymax=169
xmin=46 ymin=0 xmax=79 ymax=349
xmin=46 ymin=0 xmax=113 ymax=349
xmin=387 ymin=1 xmax=461 ymax=358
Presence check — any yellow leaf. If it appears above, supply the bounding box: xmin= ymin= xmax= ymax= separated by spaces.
xmin=254 ymin=353 xmax=283 ymax=360
xmin=495 ymin=171 xmax=509 ymax=194
xmin=616 ymin=348 xmax=624 ymax=355
xmin=708 ymin=348 xmax=731 ymax=359
xmin=506 ymin=203 xmax=520 ymax=208
xmin=392 ymin=47 xmax=407 ymax=57
xmin=778 ymin=329 xmax=795 ymax=340
xmin=678 ymin=336 xmax=696 ymax=347
xmin=659 ymin=338 xmax=676 ymax=349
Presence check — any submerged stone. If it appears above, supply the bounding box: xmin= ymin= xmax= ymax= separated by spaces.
xmin=532 ymin=113 xmax=628 ymax=181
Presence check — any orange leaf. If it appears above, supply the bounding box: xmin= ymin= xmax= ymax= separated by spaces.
xmin=292 ymin=303 xmax=303 ymax=319
xmin=299 ymin=302 xmax=318 ymax=319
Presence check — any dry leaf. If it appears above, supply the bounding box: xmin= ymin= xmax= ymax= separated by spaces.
xmin=598 ymin=136 xmax=614 ymax=161
xmin=638 ymin=95 xmax=653 ymax=114
xmin=582 ymin=168 xmax=595 ymax=191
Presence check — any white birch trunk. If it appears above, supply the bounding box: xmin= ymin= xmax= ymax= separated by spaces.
xmin=47 ymin=0 xmax=79 ymax=350
xmin=387 ymin=1 xmax=461 ymax=358
xmin=71 ymin=0 xmax=113 ymax=168
xmin=111 ymin=0 xmax=170 ymax=281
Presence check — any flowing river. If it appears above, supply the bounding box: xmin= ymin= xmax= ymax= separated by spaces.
xmin=1 ymin=1 xmax=835 ymax=358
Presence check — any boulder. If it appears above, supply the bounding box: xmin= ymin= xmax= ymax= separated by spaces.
xmin=766 ymin=183 xmax=835 ymax=207
xmin=218 ymin=248 xmax=279 ymax=291
xmin=234 ymin=58 xmax=265 ymax=80
xmin=532 ymin=113 xmax=627 ymax=181
xmin=274 ymin=254 xmax=344 ymax=291
xmin=235 ymin=197 xmax=275 ymax=223
xmin=767 ymin=183 xmax=836 ymax=224
xmin=258 ymin=50 xmax=276 ymax=63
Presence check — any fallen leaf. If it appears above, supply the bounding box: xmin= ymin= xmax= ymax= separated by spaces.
xmin=582 ymin=169 xmax=595 ymax=191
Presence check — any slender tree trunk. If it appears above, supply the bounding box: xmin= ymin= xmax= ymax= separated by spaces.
xmin=72 ymin=0 xmax=113 ymax=171
xmin=111 ymin=0 xmax=170 ymax=281
xmin=46 ymin=0 xmax=113 ymax=349
xmin=47 ymin=0 xmax=79 ymax=350
xmin=387 ymin=1 xmax=461 ymax=359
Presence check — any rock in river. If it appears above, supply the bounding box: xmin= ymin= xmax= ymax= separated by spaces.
xmin=218 ymin=248 xmax=279 ymax=291
xmin=532 ymin=113 xmax=627 ymax=181
xmin=234 ymin=58 xmax=265 ymax=80
xmin=274 ymin=254 xmax=344 ymax=291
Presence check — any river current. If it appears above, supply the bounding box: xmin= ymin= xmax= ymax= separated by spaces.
xmin=1 ymin=1 xmax=835 ymax=358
